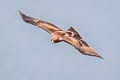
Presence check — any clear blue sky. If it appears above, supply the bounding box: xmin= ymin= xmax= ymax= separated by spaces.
xmin=0 ymin=0 xmax=120 ymax=80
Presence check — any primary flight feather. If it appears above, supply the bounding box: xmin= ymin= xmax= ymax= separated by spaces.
xmin=19 ymin=11 xmax=103 ymax=59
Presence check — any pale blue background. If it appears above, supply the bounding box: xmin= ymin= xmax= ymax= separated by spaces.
xmin=0 ymin=0 xmax=120 ymax=80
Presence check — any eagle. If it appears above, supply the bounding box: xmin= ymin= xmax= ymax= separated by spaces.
xmin=19 ymin=11 xmax=103 ymax=59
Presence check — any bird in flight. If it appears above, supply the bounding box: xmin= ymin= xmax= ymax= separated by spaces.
xmin=19 ymin=11 xmax=103 ymax=59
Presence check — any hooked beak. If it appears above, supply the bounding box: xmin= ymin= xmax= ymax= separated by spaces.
xmin=51 ymin=40 xmax=54 ymax=44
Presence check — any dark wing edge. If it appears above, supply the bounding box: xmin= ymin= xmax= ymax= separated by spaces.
xmin=19 ymin=11 xmax=62 ymax=34
xmin=62 ymin=35 xmax=103 ymax=59
xmin=79 ymin=40 xmax=103 ymax=59
xmin=67 ymin=27 xmax=82 ymax=40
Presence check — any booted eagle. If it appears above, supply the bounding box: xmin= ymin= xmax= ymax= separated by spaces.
xmin=19 ymin=11 xmax=103 ymax=59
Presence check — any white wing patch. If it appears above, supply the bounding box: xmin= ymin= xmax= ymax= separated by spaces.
xmin=59 ymin=37 xmax=62 ymax=40
xmin=51 ymin=33 xmax=54 ymax=36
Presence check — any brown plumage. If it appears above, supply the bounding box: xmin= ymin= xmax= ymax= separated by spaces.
xmin=19 ymin=11 xmax=103 ymax=59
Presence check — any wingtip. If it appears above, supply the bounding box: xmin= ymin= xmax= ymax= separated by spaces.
xmin=19 ymin=10 xmax=22 ymax=15
xmin=19 ymin=11 xmax=30 ymax=22
xmin=19 ymin=11 xmax=25 ymax=18
xmin=19 ymin=10 xmax=22 ymax=14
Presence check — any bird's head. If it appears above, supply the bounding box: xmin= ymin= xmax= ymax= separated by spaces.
xmin=51 ymin=35 xmax=62 ymax=44
xmin=51 ymin=31 xmax=64 ymax=44
xmin=51 ymin=39 xmax=55 ymax=44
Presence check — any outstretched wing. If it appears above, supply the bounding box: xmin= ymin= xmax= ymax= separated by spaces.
xmin=19 ymin=11 xmax=62 ymax=34
xmin=78 ymin=39 xmax=103 ymax=59
xmin=62 ymin=34 xmax=103 ymax=59
xmin=67 ymin=27 xmax=82 ymax=40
